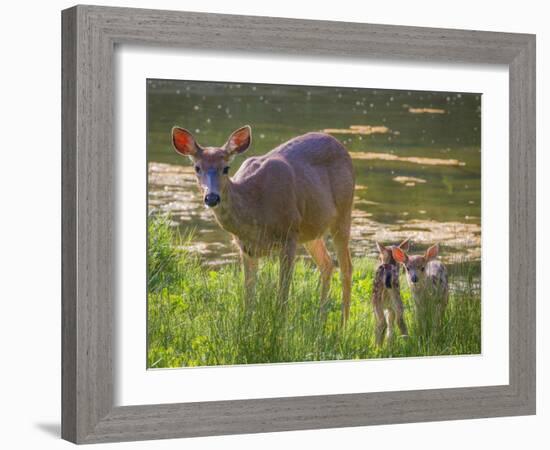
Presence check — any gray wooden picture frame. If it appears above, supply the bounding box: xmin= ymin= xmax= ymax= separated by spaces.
xmin=61 ymin=4 xmax=536 ymax=444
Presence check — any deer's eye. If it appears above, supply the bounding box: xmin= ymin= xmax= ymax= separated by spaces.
xmin=194 ymin=166 xmax=201 ymax=174
xmin=222 ymin=166 xmax=230 ymax=174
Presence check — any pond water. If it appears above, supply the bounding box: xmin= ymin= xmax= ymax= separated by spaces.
xmin=147 ymin=79 xmax=481 ymax=266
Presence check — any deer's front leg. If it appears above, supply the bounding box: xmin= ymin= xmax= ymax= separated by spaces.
xmin=278 ymin=239 xmax=297 ymax=309
xmin=241 ymin=251 xmax=258 ymax=307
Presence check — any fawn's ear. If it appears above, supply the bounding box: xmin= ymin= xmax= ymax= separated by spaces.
xmin=225 ymin=125 xmax=251 ymax=157
xmin=172 ymin=127 xmax=200 ymax=158
xmin=425 ymin=244 xmax=439 ymax=261
xmin=391 ymin=246 xmax=408 ymax=264
xmin=376 ymin=242 xmax=391 ymax=263
xmin=398 ymin=238 xmax=411 ymax=252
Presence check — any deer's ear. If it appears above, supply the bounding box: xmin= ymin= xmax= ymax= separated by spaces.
xmin=398 ymin=238 xmax=411 ymax=252
xmin=377 ymin=242 xmax=392 ymax=263
xmin=425 ymin=244 xmax=439 ymax=261
xmin=391 ymin=246 xmax=408 ymax=264
xmin=172 ymin=127 xmax=199 ymax=157
xmin=225 ymin=125 xmax=251 ymax=156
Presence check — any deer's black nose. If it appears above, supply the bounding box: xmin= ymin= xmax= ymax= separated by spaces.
xmin=204 ymin=193 xmax=220 ymax=207
xmin=411 ymin=274 xmax=418 ymax=283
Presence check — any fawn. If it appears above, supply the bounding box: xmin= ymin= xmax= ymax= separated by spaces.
xmin=371 ymin=239 xmax=410 ymax=346
xmin=391 ymin=243 xmax=449 ymax=335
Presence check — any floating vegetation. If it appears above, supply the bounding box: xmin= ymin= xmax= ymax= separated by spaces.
xmin=322 ymin=125 xmax=390 ymax=135
xmin=408 ymin=107 xmax=446 ymax=114
xmin=353 ymin=198 xmax=380 ymax=206
xmin=350 ymin=152 xmax=466 ymax=167
xmin=149 ymin=162 xmax=196 ymax=187
xmin=393 ymin=176 xmax=427 ymax=186
xmin=351 ymin=217 xmax=481 ymax=262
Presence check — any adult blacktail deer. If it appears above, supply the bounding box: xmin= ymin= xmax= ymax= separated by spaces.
xmin=171 ymin=125 xmax=355 ymax=324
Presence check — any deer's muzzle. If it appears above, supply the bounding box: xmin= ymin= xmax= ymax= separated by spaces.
xmin=203 ymin=168 xmax=221 ymax=207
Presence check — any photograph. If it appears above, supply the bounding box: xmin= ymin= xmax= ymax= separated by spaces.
xmin=146 ymin=79 xmax=482 ymax=368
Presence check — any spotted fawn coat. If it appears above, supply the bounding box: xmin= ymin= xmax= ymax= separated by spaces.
xmin=372 ymin=241 xmax=409 ymax=346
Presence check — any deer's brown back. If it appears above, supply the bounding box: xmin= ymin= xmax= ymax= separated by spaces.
xmin=231 ymin=132 xmax=354 ymax=243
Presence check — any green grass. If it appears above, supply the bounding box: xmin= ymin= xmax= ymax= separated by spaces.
xmin=147 ymin=215 xmax=481 ymax=368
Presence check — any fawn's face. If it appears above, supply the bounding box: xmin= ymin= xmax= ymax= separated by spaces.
xmin=392 ymin=244 xmax=439 ymax=287
xmin=401 ymin=255 xmax=428 ymax=285
xmin=171 ymin=125 xmax=251 ymax=208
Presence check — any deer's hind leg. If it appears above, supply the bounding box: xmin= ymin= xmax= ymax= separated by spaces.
xmin=390 ymin=290 xmax=408 ymax=337
xmin=304 ymin=238 xmax=334 ymax=311
xmin=331 ymin=217 xmax=352 ymax=326
xmin=384 ymin=309 xmax=395 ymax=344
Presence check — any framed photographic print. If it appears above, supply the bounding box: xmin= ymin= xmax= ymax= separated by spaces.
xmin=61 ymin=5 xmax=536 ymax=444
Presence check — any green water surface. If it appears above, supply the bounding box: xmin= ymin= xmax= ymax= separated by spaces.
xmin=147 ymin=79 xmax=481 ymax=264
